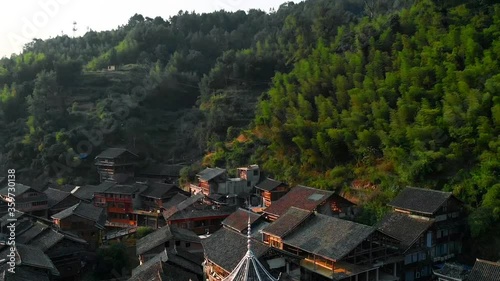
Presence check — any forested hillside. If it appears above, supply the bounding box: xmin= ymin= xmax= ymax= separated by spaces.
xmin=0 ymin=0 xmax=498 ymax=259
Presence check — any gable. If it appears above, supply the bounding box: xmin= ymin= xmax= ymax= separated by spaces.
xmin=263 ymin=185 xmax=335 ymax=218
xmin=388 ymin=187 xmax=454 ymax=215
xmin=51 ymin=194 xmax=81 ymax=210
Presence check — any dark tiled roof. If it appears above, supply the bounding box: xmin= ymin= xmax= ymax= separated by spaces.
xmin=136 ymin=225 xmax=200 ymax=255
xmin=162 ymin=193 xmax=189 ymax=209
xmin=255 ymin=178 xmax=286 ymax=191
xmin=377 ymin=212 xmax=433 ymax=251
xmin=139 ymin=164 xmax=185 ymax=177
xmin=222 ymin=208 xmax=261 ymax=233
xmin=263 ymin=207 xmax=312 ymax=237
xmin=0 ymin=183 xmax=33 ymax=196
xmin=174 ymin=248 xmax=204 ymax=267
xmin=196 ymin=167 xmax=226 ymax=181
xmin=130 ymin=250 xmax=200 ymax=281
xmin=104 ymin=184 xmax=140 ymax=194
xmin=95 ymin=148 xmax=138 ymax=159
xmin=263 ymin=185 xmax=334 ymax=217
xmin=0 ymin=211 xmax=26 ymax=228
xmin=162 ymin=193 xmax=204 ymax=220
xmin=433 ymin=263 xmax=470 ymax=280
xmin=15 ymin=244 xmax=59 ymax=275
xmin=71 ymin=183 xmax=113 ymax=201
xmin=167 ymin=204 xmax=237 ymax=221
xmin=44 ymin=188 xmax=71 ymax=208
xmin=467 ymin=259 xmax=500 ymax=281
xmin=0 ymin=265 xmax=51 ymax=281
xmin=283 ymin=214 xmax=374 ymax=261
xmin=202 ymin=227 xmax=269 ymax=272
xmin=51 ymin=202 xmax=106 ymax=228
xmin=28 ymin=229 xmax=64 ymax=251
xmin=17 ymin=221 xmax=49 ymax=244
xmin=163 ymin=249 xmax=203 ymax=276
xmin=141 ymin=183 xmax=180 ymax=199
xmin=388 ymin=187 xmax=453 ymax=214
xmin=32 ymin=229 xmax=80 ymax=250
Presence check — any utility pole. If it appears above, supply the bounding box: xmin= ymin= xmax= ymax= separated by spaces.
xmin=72 ymin=21 xmax=78 ymax=37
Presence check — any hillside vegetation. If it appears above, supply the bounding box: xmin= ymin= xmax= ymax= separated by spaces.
xmin=0 ymin=0 xmax=498 ymax=259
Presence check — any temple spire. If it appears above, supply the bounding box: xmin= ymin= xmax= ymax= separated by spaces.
xmin=247 ymin=215 xmax=252 ymax=252
xmin=222 ymin=213 xmax=279 ymax=281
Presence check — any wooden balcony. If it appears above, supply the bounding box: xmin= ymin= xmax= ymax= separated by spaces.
xmin=102 ymin=197 xmax=132 ymax=203
xmin=106 ymin=219 xmax=136 ymax=228
xmin=107 ymin=207 xmax=133 ymax=214
xmin=95 ymin=160 xmax=135 ymax=167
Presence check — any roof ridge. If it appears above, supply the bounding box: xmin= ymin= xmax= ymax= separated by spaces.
xmin=406 ymin=186 xmax=452 ymax=195
xmin=476 ymin=258 xmax=500 ymax=265
xmin=315 ymin=212 xmax=374 ymax=230
xmin=296 ymin=184 xmax=334 ymax=193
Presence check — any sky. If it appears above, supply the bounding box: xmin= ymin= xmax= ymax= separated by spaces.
xmin=0 ymin=0 xmax=303 ymax=58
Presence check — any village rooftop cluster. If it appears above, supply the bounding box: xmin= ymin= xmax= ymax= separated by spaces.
xmin=0 ymin=148 xmax=498 ymax=281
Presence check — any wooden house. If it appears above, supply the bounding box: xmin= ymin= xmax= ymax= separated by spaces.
xmin=163 ymin=193 xmax=236 ymax=235
xmin=190 ymin=167 xmax=227 ymax=196
xmin=263 ymin=185 xmax=355 ymax=222
xmin=138 ymin=182 xmax=186 ymax=211
xmin=30 ymin=229 xmax=88 ymax=280
xmin=130 ymin=249 xmax=203 ymax=281
xmin=44 ymin=187 xmax=81 ymax=216
xmin=94 ymin=148 xmax=139 ymax=183
xmin=378 ymin=187 xmax=467 ymax=281
xmin=237 ymin=164 xmax=261 ymax=189
xmin=137 ymin=163 xmax=184 ymax=184
xmin=261 ymin=207 xmax=401 ymax=281
xmin=0 ymin=183 xmax=48 ymax=218
xmin=136 ymin=224 xmax=202 ymax=265
xmin=0 ymin=244 xmax=59 ymax=279
xmin=255 ymin=178 xmax=289 ymax=207
xmin=93 ymin=182 xmax=145 ymax=228
xmin=51 ymin=202 xmax=106 ymax=250
xmin=13 ymin=219 xmax=89 ymax=280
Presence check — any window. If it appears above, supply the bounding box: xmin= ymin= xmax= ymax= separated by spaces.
xmin=412 ymin=253 xmax=418 ymax=263
xmin=405 ymin=271 xmax=414 ymax=281
xmin=253 ymin=170 xmax=258 ymax=176
xmin=175 ymin=241 xmax=180 ymax=246
xmin=269 ymin=236 xmax=282 ymax=249
xmin=415 ymin=272 xmax=420 ymax=279
xmin=165 ymin=241 xmax=170 ymax=248
xmin=185 ymin=242 xmax=191 ymax=248
xmin=404 ymin=254 xmax=412 ymax=265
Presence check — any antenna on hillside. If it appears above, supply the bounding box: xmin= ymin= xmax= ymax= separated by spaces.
xmin=72 ymin=21 xmax=78 ymax=37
